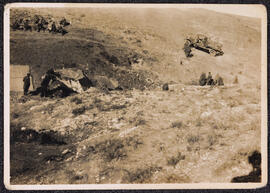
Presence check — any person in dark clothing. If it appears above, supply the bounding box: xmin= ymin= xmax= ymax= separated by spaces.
xmin=199 ymin=72 xmax=207 ymax=86
xmin=40 ymin=69 xmax=53 ymax=97
xmin=51 ymin=22 xmax=57 ymax=33
xmin=206 ymin=72 xmax=215 ymax=85
xmin=23 ymin=73 xmax=31 ymax=95
xmin=40 ymin=69 xmax=60 ymax=97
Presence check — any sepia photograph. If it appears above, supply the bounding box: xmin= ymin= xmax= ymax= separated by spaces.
xmin=4 ymin=3 xmax=267 ymax=190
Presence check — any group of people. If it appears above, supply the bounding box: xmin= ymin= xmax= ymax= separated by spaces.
xmin=199 ymin=72 xmax=224 ymax=86
xmin=11 ymin=15 xmax=70 ymax=35
xmin=23 ymin=69 xmax=61 ymax=97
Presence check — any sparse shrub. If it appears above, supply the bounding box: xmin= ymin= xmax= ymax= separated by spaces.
xmin=187 ymin=135 xmax=200 ymax=144
xmin=12 ymin=112 xmax=20 ymax=119
xmin=143 ymin=50 xmax=148 ymax=54
xmin=171 ymin=121 xmax=182 ymax=129
xmin=124 ymin=166 xmax=162 ymax=183
xmin=93 ymin=97 xmax=102 ymax=104
xmin=72 ymin=106 xmax=86 ymax=116
xmin=207 ymin=135 xmax=217 ymax=147
xmin=96 ymin=139 xmax=126 ymax=162
xmin=110 ymin=104 xmax=126 ymax=110
xmin=186 ymin=146 xmax=192 ymax=152
xmin=96 ymin=103 xmax=126 ymax=112
xmin=70 ymin=97 xmax=82 ymax=104
xmin=233 ymin=75 xmax=238 ymax=84
xmin=135 ymin=118 xmax=146 ymax=126
xmin=109 ymin=55 xmax=119 ymax=65
xmin=87 ymin=137 xmax=142 ymax=162
xmin=125 ymin=136 xmax=143 ymax=148
xmin=167 ymin=152 xmax=185 ymax=167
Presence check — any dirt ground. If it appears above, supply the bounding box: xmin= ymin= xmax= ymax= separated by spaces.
xmin=10 ymin=83 xmax=261 ymax=184
xmin=9 ymin=7 xmax=262 ymax=184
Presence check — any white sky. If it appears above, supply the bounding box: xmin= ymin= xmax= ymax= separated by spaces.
xmin=202 ymin=5 xmax=266 ymax=18
xmin=7 ymin=3 xmax=267 ymax=18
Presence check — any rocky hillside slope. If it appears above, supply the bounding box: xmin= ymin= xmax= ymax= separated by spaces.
xmin=9 ymin=7 xmax=262 ymax=184
xmin=10 ymin=8 xmax=261 ymax=87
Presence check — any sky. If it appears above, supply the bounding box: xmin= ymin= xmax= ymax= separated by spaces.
xmin=200 ymin=5 xmax=266 ymax=18
xmin=8 ymin=3 xmax=266 ymax=18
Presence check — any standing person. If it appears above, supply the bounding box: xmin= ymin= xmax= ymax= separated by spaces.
xmin=199 ymin=72 xmax=207 ymax=86
xmin=206 ymin=72 xmax=214 ymax=85
xmin=23 ymin=73 xmax=31 ymax=95
xmin=40 ymin=69 xmax=59 ymax=97
xmin=40 ymin=70 xmax=53 ymax=97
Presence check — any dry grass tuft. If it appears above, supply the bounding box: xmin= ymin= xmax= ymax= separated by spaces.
xmin=124 ymin=166 xmax=162 ymax=183
xmin=167 ymin=152 xmax=185 ymax=167
xmin=171 ymin=121 xmax=182 ymax=129
xmin=72 ymin=106 xmax=86 ymax=116
xmin=70 ymin=97 xmax=82 ymax=104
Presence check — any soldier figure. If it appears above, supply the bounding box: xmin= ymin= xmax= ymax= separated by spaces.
xmin=206 ymin=72 xmax=214 ymax=85
xmin=199 ymin=72 xmax=207 ymax=86
xmin=23 ymin=19 xmax=32 ymax=31
xmin=23 ymin=73 xmax=31 ymax=95
xmin=40 ymin=69 xmax=53 ymax=97
xmin=40 ymin=69 xmax=60 ymax=97
xmin=51 ymin=21 xmax=57 ymax=33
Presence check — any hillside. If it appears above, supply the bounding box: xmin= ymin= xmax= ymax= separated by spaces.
xmin=10 ymin=7 xmax=261 ymax=87
xmin=9 ymin=7 xmax=262 ymax=185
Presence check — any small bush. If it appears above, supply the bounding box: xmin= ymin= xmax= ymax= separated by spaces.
xmin=167 ymin=152 xmax=185 ymax=167
xmin=233 ymin=75 xmax=238 ymax=84
xmin=96 ymin=139 xmax=126 ymax=162
xmin=12 ymin=112 xmax=20 ymax=119
xmin=124 ymin=166 xmax=162 ymax=183
xmin=93 ymin=97 xmax=102 ymax=104
xmin=72 ymin=106 xmax=86 ymax=116
xmin=70 ymin=97 xmax=82 ymax=104
xmin=110 ymin=104 xmax=127 ymax=110
xmin=171 ymin=121 xmax=182 ymax=129
xmin=187 ymin=135 xmax=200 ymax=144
xmin=207 ymin=135 xmax=218 ymax=147
xmin=135 ymin=118 xmax=146 ymax=126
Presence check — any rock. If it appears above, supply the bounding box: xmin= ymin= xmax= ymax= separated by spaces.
xmin=21 ymin=127 xmax=26 ymax=131
xmin=200 ymin=111 xmax=213 ymax=119
xmin=119 ymin=126 xmax=138 ymax=137
xmin=162 ymin=83 xmax=169 ymax=91
xmin=62 ymin=149 xmax=70 ymax=155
